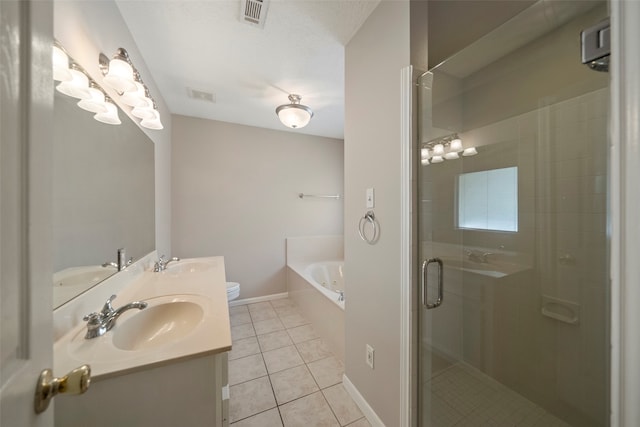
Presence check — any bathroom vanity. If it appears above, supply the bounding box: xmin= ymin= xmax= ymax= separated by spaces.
xmin=53 ymin=256 xmax=231 ymax=427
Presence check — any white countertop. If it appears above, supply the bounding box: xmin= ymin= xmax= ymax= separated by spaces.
xmin=54 ymin=256 xmax=232 ymax=381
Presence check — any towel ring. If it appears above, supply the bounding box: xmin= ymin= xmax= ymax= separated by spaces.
xmin=358 ymin=210 xmax=379 ymax=245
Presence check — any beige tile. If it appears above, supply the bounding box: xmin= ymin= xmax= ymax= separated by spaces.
xmin=229 ymin=336 xmax=261 ymax=361
xmin=273 ymin=305 xmax=302 ymax=317
xmin=231 ymin=323 xmax=256 ymax=341
xmin=253 ymin=318 xmax=285 ymax=335
xmin=279 ymin=391 xmax=339 ymax=427
xmin=270 ymin=365 xmax=319 ymax=405
xmin=248 ymin=301 xmax=272 ymax=312
xmin=307 ymin=356 xmax=344 ymax=389
xmin=230 ymin=311 xmax=252 ymax=327
xmin=229 ymin=353 xmax=267 ymax=385
xmin=250 ymin=307 xmax=278 ymax=322
xmin=229 ymin=305 xmax=249 ymax=315
xmin=323 ymin=384 xmax=364 ymax=426
xmin=296 ymin=338 xmax=332 ymax=363
xmin=279 ymin=312 xmax=309 ymax=329
xmin=270 ymin=298 xmax=295 ymax=309
xmin=287 ymin=324 xmax=318 ymax=343
xmin=258 ymin=330 xmax=293 ymax=352
xmin=346 ymin=418 xmax=371 ymax=427
xmin=229 ymin=376 xmax=276 ymax=423
xmin=230 ymin=408 xmax=283 ymax=427
xmin=263 ymin=345 xmax=304 ymax=374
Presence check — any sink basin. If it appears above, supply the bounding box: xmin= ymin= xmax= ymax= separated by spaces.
xmin=112 ymin=300 xmax=204 ymax=351
xmin=165 ymin=260 xmax=215 ymax=274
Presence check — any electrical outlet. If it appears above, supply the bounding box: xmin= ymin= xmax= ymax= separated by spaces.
xmin=366 ymin=344 xmax=375 ymax=369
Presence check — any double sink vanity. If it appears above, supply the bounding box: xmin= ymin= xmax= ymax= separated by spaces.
xmin=53 ymin=255 xmax=232 ymax=427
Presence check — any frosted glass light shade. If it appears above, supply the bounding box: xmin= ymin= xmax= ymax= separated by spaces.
xmin=444 ymin=151 xmax=460 ymax=160
xmin=431 ymin=156 xmax=444 ymax=163
xmin=276 ymin=94 xmax=313 ymax=129
xmin=462 ymin=147 xmax=478 ymax=156
xmin=94 ymin=100 xmax=121 ymax=125
xmin=421 ymin=148 xmax=431 ymax=159
xmin=56 ymin=69 xmax=91 ymax=99
xmin=77 ymin=87 xmax=108 ymax=113
xmin=277 ymin=106 xmax=312 ymax=129
xmin=140 ymin=110 xmax=164 ymax=130
xmin=52 ymin=46 xmax=72 ymax=81
xmin=433 ymin=143 xmax=445 ymax=155
xmin=131 ymin=97 xmax=156 ymax=120
xmin=103 ymin=58 xmax=136 ymax=93
xmin=421 ymin=157 xmax=430 ymax=165
xmin=120 ymin=82 xmax=147 ymax=107
xmin=450 ymin=138 xmax=463 ymax=152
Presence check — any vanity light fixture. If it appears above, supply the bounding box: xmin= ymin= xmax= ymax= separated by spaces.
xmin=93 ymin=98 xmax=121 ymax=125
xmin=99 ymin=48 xmax=163 ymax=130
xmin=52 ymin=44 xmax=72 ymax=82
xmin=276 ymin=94 xmax=314 ymax=129
xmin=77 ymin=83 xmax=109 ymax=114
xmin=421 ymin=133 xmax=477 ymax=166
xmin=55 ymin=64 xmax=92 ymax=100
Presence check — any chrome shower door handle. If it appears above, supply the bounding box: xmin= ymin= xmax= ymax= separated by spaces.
xmin=422 ymin=258 xmax=443 ymax=309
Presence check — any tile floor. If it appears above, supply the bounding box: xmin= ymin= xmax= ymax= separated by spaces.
xmin=424 ymin=363 xmax=570 ymax=427
xmin=228 ymin=298 xmax=370 ymax=427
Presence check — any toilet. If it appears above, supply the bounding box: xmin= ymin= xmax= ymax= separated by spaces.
xmin=226 ymin=282 xmax=240 ymax=301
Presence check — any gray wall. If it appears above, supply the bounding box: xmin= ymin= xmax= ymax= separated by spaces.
xmin=344 ymin=1 xmax=410 ymax=425
xmin=171 ymin=115 xmax=344 ymax=299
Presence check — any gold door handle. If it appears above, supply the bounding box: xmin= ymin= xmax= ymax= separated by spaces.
xmin=34 ymin=365 xmax=91 ymax=414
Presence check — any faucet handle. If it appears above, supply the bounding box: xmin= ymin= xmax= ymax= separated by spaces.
xmin=100 ymin=295 xmax=117 ymax=315
xmin=82 ymin=312 xmax=103 ymax=324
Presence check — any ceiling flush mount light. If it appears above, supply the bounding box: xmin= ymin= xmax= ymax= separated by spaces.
xmin=421 ymin=133 xmax=477 ymax=165
xmin=276 ymin=94 xmax=314 ymax=129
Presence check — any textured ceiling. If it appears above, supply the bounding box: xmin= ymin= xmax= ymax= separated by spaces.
xmin=115 ymin=0 xmax=381 ymax=139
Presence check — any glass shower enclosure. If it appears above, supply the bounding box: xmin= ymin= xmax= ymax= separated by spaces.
xmin=417 ymin=1 xmax=609 ymax=426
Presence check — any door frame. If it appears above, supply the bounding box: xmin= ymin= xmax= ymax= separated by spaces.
xmin=609 ymin=0 xmax=640 ymax=425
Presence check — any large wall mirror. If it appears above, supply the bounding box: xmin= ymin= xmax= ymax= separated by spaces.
xmin=53 ymin=57 xmax=155 ymax=309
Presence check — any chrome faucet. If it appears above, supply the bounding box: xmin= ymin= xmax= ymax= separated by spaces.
xmin=153 ymin=255 xmax=181 ymax=272
xmin=101 ymin=261 xmax=118 ymax=269
xmin=337 ymin=290 xmax=345 ymax=302
xmin=83 ymin=294 xmax=147 ymax=339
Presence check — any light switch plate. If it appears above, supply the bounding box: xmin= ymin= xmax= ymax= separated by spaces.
xmin=366 ymin=188 xmax=375 ymax=208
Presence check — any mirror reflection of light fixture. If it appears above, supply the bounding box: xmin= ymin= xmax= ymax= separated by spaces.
xmin=421 ymin=133 xmax=477 ymax=165
xmin=93 ymin=98 xmax=121 ymax=125
xmin=77 ymin=83 xmax=109 ymax=114
xmin=56 ymin=65 xmax=91 ymax=99
xmin=140 ymin=103 xmax=164 ymax=130
xmin=52 ymin=44 xmax=72 ymax=82
xmin=276 ymin=94 xmax=314 ymax=129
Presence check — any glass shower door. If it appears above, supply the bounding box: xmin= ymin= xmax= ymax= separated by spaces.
xmin=417 ymin=1 xmax=610 ymax=426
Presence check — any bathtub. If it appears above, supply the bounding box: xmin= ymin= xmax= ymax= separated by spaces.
xmin=287 ymin=260 xmax=345 ymax=362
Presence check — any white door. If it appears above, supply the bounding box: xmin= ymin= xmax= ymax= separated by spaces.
xmin=1 ymin=0 xmax=55 ymax=425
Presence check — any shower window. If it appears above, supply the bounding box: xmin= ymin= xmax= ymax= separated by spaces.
xmin=457 ymin=166 xmax=518 ymax=232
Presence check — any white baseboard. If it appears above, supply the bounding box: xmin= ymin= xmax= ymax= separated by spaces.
xmin=342 ymin=374 xmax=385 ymax=427
xmin=228 ymin=292 xmax=289 ymax=307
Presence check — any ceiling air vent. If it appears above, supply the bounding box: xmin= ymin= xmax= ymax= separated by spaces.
xmin=187 ymin=88 xmax=216 ymax=103
xmin=240 ymin=0 xmax=270 ymax=28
